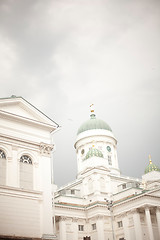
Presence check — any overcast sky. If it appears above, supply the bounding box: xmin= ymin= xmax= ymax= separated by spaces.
xmin=0 ymin=0 xmax=160 ymax=187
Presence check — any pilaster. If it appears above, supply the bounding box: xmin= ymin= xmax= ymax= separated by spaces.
xmin=122 ymin=213 xmax=131 ymax=240
xmin=132 ymin=209 xmax=143 ymax=240
xmin=8 ymin=146 xmax=18 ymax=187
xmin=156 ymin=207 xmax=160 ymax=239
xmin=59 ymin=217 xmax=66 ymax=240
xmin=96 ymin=215 xmax=105 ymax=240
xmin=40 ymin=145 xmax=54 ymax=238
xmin=72 ymin=218 xmax=78 ymax=240
xmin=145 ymin=207 xmax=154 ymax=240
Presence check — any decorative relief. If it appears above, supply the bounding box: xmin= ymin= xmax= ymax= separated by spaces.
xmin=129 ymin=208 xmax=139 ymax=215
xmin=40 ymin=143 xmax=54 ymax=155
xmin=59 ymin=216 xmax=67 ymax=222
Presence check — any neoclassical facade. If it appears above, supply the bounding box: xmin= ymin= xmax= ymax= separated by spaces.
xmin=54 ymin=108 xmax=160 ymax=240
xmin=0 ymin=96 xmax=59 ymax=240
xmin=0 ymin=97 xmax=160 ymax=240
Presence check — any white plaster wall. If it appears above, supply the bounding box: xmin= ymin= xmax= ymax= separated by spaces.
xmin=114 ymin=188 xmax=142 ymax=201
xmin=0 ymin=100 xmax=58 ymax=239
xmin=0 ymin=191 xmax=41 ymax=237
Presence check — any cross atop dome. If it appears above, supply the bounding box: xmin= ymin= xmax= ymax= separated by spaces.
xmin=90 ymin=104 xmax=95 ymax=113
xmin=90 ymin=104 xmax=96 ymax=118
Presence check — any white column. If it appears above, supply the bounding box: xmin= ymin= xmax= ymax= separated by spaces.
xmin=156 ymin=207 xmax=160 ymax=239
xmin=145 ymin=207 xmax=154 ymax=240
xmin=72 ymin=218 xmax=78 ymax=240
xmin=132 ymin=209 xmax=143 ymax=240
xmin=59 ymin=217 xmax=66 ymax=240
xmin=96 ymin=216 xmax=105 ymax=240
xmin=122 ymin=214 xmax=131 ymax=240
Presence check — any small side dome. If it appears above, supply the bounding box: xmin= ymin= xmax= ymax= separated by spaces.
xmin=145 ymin=155 xmax=160 ymax=174
xmin=85 ymin=148 xmax=104 ymax=160
xmin=77 ymin=114 xmax=112 ymax=135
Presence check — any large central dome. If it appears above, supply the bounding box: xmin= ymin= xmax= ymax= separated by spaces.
xmin=77 ymin=114 xmax=112 ymax=135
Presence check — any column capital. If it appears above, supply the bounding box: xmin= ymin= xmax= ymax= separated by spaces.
xmin=40 ymin=143 xmax=54 ymax=155
xmin=120 ymin=212 xmax=128 ymax=219
xmin=96 ymin=215 xmax=104 ymax=220
xmin=59 ymin=216 xmax=67 ymax=222
xmin=129 ymin=208 xmax=139 ymax=215
xmin=144 ymin=205 xmax=151 ymax=211
xmin=72 ymin=217 xmax=79 ymax=222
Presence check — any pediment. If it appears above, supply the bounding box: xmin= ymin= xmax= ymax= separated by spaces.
xmin=0 ymin=96 xmax=58 ymax=127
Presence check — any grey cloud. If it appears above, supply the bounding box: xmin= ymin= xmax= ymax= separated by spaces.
xmin=0 ymin=0 xmax=160 ymax=186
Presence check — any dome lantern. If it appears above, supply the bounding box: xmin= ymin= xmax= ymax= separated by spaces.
xmin=144 ymin=155 xmax=160 ymax=174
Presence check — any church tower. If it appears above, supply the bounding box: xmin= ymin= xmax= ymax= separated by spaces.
xmin=74 ymin=105 xmax=120 ymax=179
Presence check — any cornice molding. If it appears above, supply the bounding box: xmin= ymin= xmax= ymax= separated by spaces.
xmin=0 ymin=109 xmax=57 ymax=131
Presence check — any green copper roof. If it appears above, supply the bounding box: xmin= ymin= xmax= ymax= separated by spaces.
xmin=77 ymin=114 xmax=112 ymax=135
xmin=85 ymin=148 xmax=104 ymax=160
xmin=145 ymin=157 xmax=160 ymax=174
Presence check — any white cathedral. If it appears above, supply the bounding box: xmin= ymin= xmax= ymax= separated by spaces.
xmin=0 ymin=96 xmax=160 ymax=240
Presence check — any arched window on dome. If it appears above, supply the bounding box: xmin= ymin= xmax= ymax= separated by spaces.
xmin=108 ymin=155 xmax=112 ymax=166
xmin=20 ymin=155 xmax=33 ymax=190
xmin=0 ymin=149 xmax=7 ymax=185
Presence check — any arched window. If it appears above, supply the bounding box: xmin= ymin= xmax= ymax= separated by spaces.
xmin=20 ymin=155 xmax=32 ymax=164
xmin=108 ymin=155 xmax=112 ymax=165
xmin=0 ymin=149 xmax=6 ymax=185
xmin=20 ymin=155 xmax=33 ymax=190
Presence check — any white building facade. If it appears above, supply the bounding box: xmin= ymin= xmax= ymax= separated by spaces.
xmin=54 ymin=109 xmax=160 ymax=240
xmin=0 ymin=96 xmax=59 ymax=240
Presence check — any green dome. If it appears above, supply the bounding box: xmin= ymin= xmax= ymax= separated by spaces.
xmin=145 ymin=158 xmax=160 ymax=174
xmin=77 ymin=114 xmax=112 ymax=135
xmin=85 ymin=148 xmax=104 ymax=160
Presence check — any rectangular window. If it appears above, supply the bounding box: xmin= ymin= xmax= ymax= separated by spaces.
xmin=118 ymin=221 xmax=123 ymax=228
xmin=20 ymin=162 xmax=33 ymax=190
xmin=92 ymin=223 xmax=96 ymax=230
xmin=71 ymin=189 xmax=75 ymax=195
xmin=122 ymin=184 xmax=126 ymax=189
xmin=0 ymin=158 xmax=6 ymax=185
xmin=108 ymin=155 xmax=112 ymax=165
xmin=78 ymin=225 xmax=84 ymax=231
